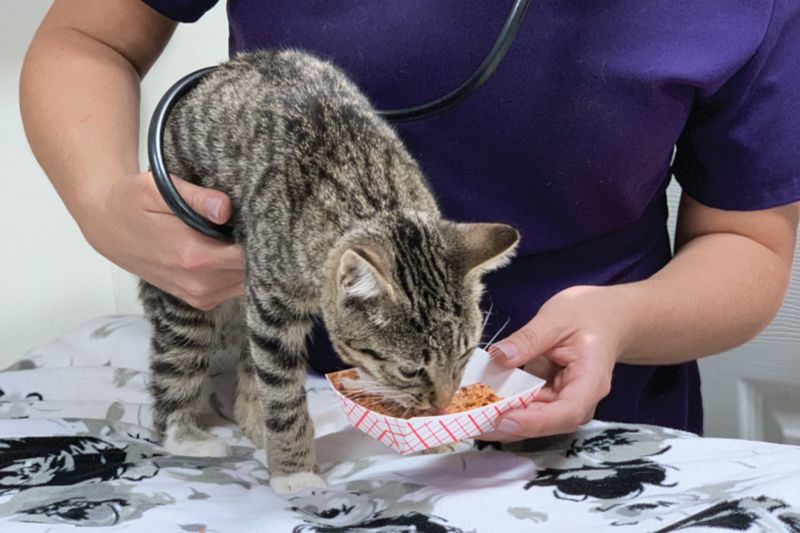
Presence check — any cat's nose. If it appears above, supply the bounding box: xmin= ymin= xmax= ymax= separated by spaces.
xmin=430 ymin=385 xmax=456 ymax=409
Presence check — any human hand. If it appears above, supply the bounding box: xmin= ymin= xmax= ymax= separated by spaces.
xmin=82 ymin=171 xmax=245 ymax=310
xmin=482 ymin=285 xmax=634 ymax=441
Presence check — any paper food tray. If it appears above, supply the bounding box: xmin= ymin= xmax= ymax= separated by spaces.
xmin=326 ymin=348 xmax=546 ymax=454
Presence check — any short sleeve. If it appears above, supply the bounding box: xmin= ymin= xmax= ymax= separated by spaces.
xmin=139 ymin=0 xmax=219 ymax=23
xmin=673 ymin=0 xmax=800 ymax=210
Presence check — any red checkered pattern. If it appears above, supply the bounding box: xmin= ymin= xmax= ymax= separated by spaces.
xmin=327 ymin=376 xmax=539 ymax=454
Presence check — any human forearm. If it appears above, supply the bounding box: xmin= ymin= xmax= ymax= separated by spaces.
xmin=20 ymin=0 xmax=177 ymax=231
xmin=20 ymin=25 xmax=143 ymax=229
xmin=486 ymin=197 xmax=798 ymax=439
xmin=19 ymin=1 xmax=244 ymax=310
xmin=484 ymin=234 xmax=793 ymax=440
xmin=615 ymin=230 xmax=794 ymax=364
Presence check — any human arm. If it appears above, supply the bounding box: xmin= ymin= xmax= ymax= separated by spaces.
xmin=20 ymin=0 xmax=244 ymax=310
xmin=485 ymin=195 xmax=799 ymax=439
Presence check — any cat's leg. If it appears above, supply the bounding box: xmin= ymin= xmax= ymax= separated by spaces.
xmin=245 ymin=288 xmax=325 ymax=493
xmin=234 ymin=338 xmax=268 ymax=448
xmin=141 ymin=283 xmax=229 ymax=457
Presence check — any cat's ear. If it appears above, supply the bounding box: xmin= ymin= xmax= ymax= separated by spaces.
xmin=441 ymin=222 xmax=520 ymax=275
xmin=338 ymin=247 xmax=395 ymax=300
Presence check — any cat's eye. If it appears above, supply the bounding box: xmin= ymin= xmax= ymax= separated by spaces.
xmin=358 ymin=347 xmax=387 ymax=362
xmin=399 ymin=367 xmax=420 ymax=379
xmin=342 ymin=340 xmax=388 ymax=362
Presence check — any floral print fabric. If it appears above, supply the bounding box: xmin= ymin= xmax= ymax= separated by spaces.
xmin=0 ymin=316 xmax=798 ymax=532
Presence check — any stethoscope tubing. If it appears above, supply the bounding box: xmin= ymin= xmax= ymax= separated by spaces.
xmin=148 ymin=0 xmax=531 ymax=241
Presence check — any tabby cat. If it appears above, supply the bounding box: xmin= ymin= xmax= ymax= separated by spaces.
xmin=139 ymin=50 xmax=519 ymax=494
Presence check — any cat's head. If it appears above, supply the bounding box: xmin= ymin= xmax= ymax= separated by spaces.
xmin=322 ymin=212 xmax=519 ymax=411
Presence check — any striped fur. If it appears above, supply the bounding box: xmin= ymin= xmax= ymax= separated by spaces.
xmin=140 ymin=50 xmax=519 ymax=486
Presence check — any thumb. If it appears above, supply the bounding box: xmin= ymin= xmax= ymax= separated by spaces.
xmin=488 ymin=313 xmax=562 ymax=367
xmin=170 ymin=175 xmax=233 ymax=224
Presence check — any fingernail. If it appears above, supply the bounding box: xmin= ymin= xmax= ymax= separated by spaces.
xmin=489 ymin=341 xmax=518 ymax=362
xmin=205 ymin=197 xmax=223 ymax=222
xmin=497 ymin=418 xmax=522 ymax=434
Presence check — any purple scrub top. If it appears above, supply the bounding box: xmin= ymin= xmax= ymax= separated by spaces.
xmin=141 ymin=0 xmax=800 ymax=434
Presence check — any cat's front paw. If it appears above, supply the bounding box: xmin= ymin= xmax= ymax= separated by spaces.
xmin=270 ymin=471 xmax=327 ymax=494
xmin=163 ymin=425 xmax=230 ymax=458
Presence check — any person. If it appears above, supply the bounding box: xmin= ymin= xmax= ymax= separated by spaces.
xmin=21 ymin=0 xmax=800 ymax=441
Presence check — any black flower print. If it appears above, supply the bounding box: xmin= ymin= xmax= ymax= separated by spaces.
xmin=0 ymin=436 xmax=157 ymax=494
xmin=289 ymin=483 xmax=465 ymax=533
xmin=564 ymin=427 xmax=673 ymax=464
xmin=292 ymin=511 xmax=465 ymax=533
xmin=597 ymin=493 xmax=701 ymax=527
xmin=525 ymin=458 xmax=676 ymax=501
xmin=18 ymin=497 xmax=130 ymax=526
xmin=565 ymin=428 xmax=637 ymax=457
xmin=655 ymin=496 xmax=800 ymax=533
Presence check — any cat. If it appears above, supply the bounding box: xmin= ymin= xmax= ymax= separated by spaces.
xmin=139 ymin=49 xmax=519 ymax=494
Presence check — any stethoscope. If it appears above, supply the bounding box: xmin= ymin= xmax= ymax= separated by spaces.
xmin=148 ymin=0 xmax=531 ymax=241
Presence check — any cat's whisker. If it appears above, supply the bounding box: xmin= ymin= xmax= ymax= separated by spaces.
xmin=342 ymin=390 xmax=405 ymax=402
xmin=476 ymin=303 xmax=499 ymax=354
xmin=381 ymin=392 xmax=415 ymax=402
xmin=482 ymin=316 xmax=511 ymax=354
xmin=350 ymin=385 xmax=393 ymax=395
xmin=356 ymin=385 xmax=406 ymax=396
xmin=340 ymin=390 xmax=362 ymax=397
xmin=480 ymin=303 xmax=494 ymax=335
xmin=355 ymin=379 xmax=409 ymax=394
xmin=382 ymin=393 xmax=416 ymax=403
xmin=347 ymin=383 xmax=416 ymax=403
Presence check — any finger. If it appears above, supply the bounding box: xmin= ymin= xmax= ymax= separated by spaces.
xmin=143 ymin=172 xmax=233 ymax=224
xmin=496 ymin=400 xmax=587 ymax=439
xmin=522 ymin=357 xmax=560 ymax=383
xmin=496 ymin=372 xmax=600 ymax=438
xmin=153 ymin=217 xmax=246 ymax=271
xmin=478 ymin=428 xmax=523 ymax=442
xmin=488 ymin=313 xmax=565 ymax=367
xmin=169 ymin=278 xmax=245 ymax=311
xmin=481 ymin=400 xmax=556 ymax=442
xmin=531 ymin=385 xmax=558 ymax=403
xmin=218 ymin=280 xmax=246 ymax=301
xmin=481 ymin=383 xmax=561 ymax=441
xmin=178 ymin=267 xmax=246 ymax=300
xmin=191 ymin=281 xmax=246 ymax=311
xmin=199 ymin=240 xmax=246 ymax=271
xmin=172 ymin=176 xmax=233 ymax=224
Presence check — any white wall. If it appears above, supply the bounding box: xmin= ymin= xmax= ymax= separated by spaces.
xmin=0 ymin=2 xmax=228 ymax=367
xmin=2 ymin=4 xmax=798 ymax=439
